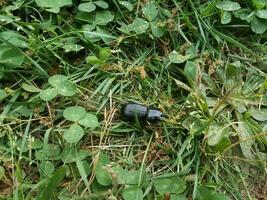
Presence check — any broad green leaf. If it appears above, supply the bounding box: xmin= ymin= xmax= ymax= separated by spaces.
xmin=112 ymin=166 xmax=127 ymax=184
xmin=61 ymin=147 xmax=76 ymax=163
xmin=40 ymin=161 xmax=55 ymax=176
xmin=48 ymin=74 xmax=76 ymax=96
xmin=196 ymin=186 xmax=212 ymax=200
xmin=221 ymin=11 xmax=232 ymax=24
xmin=182 ymin=115 xmax=207 ymax=135
xmin=168 ymin=51 xmax=189 ymax=64
xmin=57 ymin=80 xmax=76 ymax=96
xmin=94 ymin=1 xmax=109 ymax=9
xmin=95 ymin=10 xmax=114 ymax=26
xmin=96 ymin=27 xmax=117 ymax=44
xmin=35 ymin=0 xmax=72 ymax=13
xmin=98 ymin=48 xmax=111 ymax=60
xmin=35 ymin=0 xmax=72 ymax=8
xmin=22 ymin=83 xmax=41 ymax=93
xmin=78 ymin=113 xmax=99 ymax=129
xmin=154 ymin=177 xmax=186 ymax=194
xmin=31 ymin=139 xmax=43 ymax=149
xmin=95 ymin=153 xmax=112 ymax=186
xmin=45 ymin=144 xmax=61 ymax=159
xmin=196 ymin=186 xmax=230 ymax=200
xmin=151 ymin=22 xmax=165 ymax=38
xmin=38 ymin=166 xmax=67 ymax=200
xmin=207 ymin=124 xmax=228 ymax=146
xmin=119 ymin=1 xmax=133 ymax=11
xmin=251 ymin=0 xmax=267 ymax=9
xmin=0 ymin=166 xmax=5 ymax=180
xmin=39 ymin=88 xmax=58 ymax=101
xmin=161 ymin=8 xmax=172 ymax=17
xmin=63 ymin=106 xmax=86 ymax=122
xmin=0 ymin=44 xmax=24 ymax=66
xmin=61 ymin=148 xmax=89 ymax=163
xmin=35 ymin=150 xmax=47 ymax=160
xmin=118 ymin=23 xmax=133 ymax=34
xmin=82 ymin=24 xmax=100 ymax=42
xmin=78 ymin=2 xmax=96 ymax=13
xmin=82 ymin=23 xmax=96 ymax=32
xmin=249 ymin=108 xmax=267 ymax=121
xmin=125 ymin=170 xmax=144 ymax=185
xmin=170 ymin=194 xmax=187 ymax=200
xmin=91 ymin=179 xmax=109 ymax=193
xmin=9 ymin=105 xmax=32 ymax=118
xmin=76 ymin=12 xmax=94 ymax=23
xmin=142 ymin=3 xmax=158 ymax=21
xmin=255 ymin=9 xmax=267 ymax=19
xmin=185 ymin=45 xmax=198 ymax=59
xmin=213 ymin=194 xmax=231 ymax=200
xmin=64 ymin=124 xmax=84 ymax=143
xmin=216 ymin=1 xmax=241 ymax=11
xmin=46 ymin=7 xmax=60 ymax=13
xmin=122 ymin=186 xmax=143 ymax=200
xmin=48 ymin=75 xmax=68 ymax=87
xmin=0 ymin=31 xmax=28 ymax=48
xmin=234 ymin=9 xmax=252 ymax=21
xmin=251 ymin=17 xmax=267 ymax=34
xmin=130 ymin=18 xmax=149 ymax=34
xmin=86 ymin=55 xmax=102 ymax=65
xmin=213 ymin=137 xmax=231 ymax=152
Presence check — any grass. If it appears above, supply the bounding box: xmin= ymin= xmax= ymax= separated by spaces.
xmin=0 ymin=0 xmax=267 ymax=199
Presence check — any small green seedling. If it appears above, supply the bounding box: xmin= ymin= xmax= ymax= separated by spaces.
xmin=118 ymin=2 xmax=166 ymax=37
xmin=86 ymin=47 xmax=111 ymax=65
xmin=216 ymin=0 xmax=267 ymax=34
xmin=21 ymin=75 xmax=77 ymax=101
xmin=63 ymin=106 xmax=99 ymax=143
xmin=40 ymin=75 xmax=76 ymax=101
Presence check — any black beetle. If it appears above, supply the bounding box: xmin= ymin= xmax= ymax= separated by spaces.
xmin=121 ymin=103 xmax=164 ymax=122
